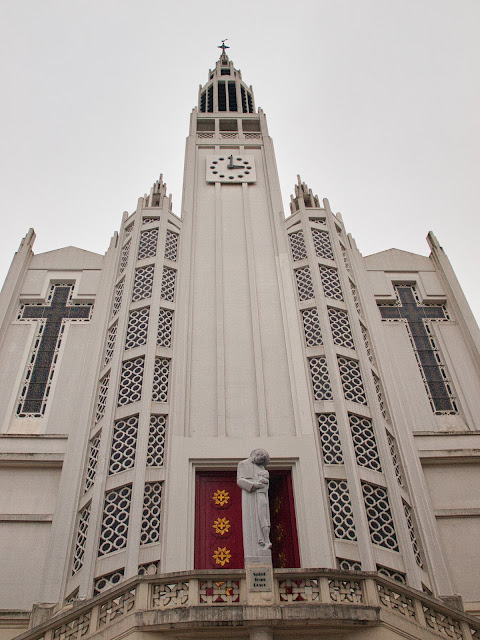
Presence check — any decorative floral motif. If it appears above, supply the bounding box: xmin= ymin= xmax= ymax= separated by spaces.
xmin=272 ymin=495 xmax=282 ymax=515
xmin=274 ymin=523 xmax=285 ymax=543
xmin=212 ymin=517 xmax=231 ymax=536
xmin=212 ymin=489 xmax=230 ymax=506
xmin=212 ymin=547 xmax=232 ymax=566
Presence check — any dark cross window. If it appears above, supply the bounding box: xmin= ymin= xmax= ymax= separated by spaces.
xmin=378 ymin=285 xmax=457 ymax=415
xmin=17 ymin=283 xmax=93 ymax=417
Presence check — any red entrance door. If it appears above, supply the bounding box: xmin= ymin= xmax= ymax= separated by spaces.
xmin=195 ymin=470 xmax=300 ymax=569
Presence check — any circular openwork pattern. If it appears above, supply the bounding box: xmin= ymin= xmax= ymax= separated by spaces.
xmin=132 ymin=265 xmax=155 ymax=302
xmin=337 ymin=357 xmax=367 ymax=405
xmin=327 ymin=479 xmax=357 ymax=541
xmin=112 ymin=279 xmax=125 ymax=317
xmin=157 ymin=308 xmax=173 ymax=348
xmin=84 ymin=435 xmax=101 ymax=492
xmin=160 ymin=266 xmax=176 ymax=302
xmin=165 ymin=230 xmax=179 ymax=261
xmin=309 ymin=357 xmax=333 ymax=401
xmin=289 ymin=230 xmax=307 ymax=262
xmin=94 ymin=569 xmax=125 ymax=595
xmin=386 ymin=431 xmax=403 ymax=487
xmin=125 ymin=307 xmax=150 ymax=350
xmin=373 ymin=373 xmax=387 ymax=419
xmin=319 ymin=265 xmax=343 ymax=301
xmin=312 ymin=228 xmax=334 ymax=260
xmin=403 ymin=501 xmax=423 ymax=567
xmin=98 ymin=485 xmax=132 ymax=556
xmin=138 ymin=228 xmax=159 ymax=260
xmin=361 ymin=482 xmax=399 ymax=551
xmin=295 ymin=266 xmax=315 ymax=301
xmin=95 ymin=373 xmax=110 ymax=423
xmin=117 ymin=357 xmax=144 ymax=406
xmin=338 ymin=558 xmax=362 ymax=572
xmin=328 ymin=307 xmax=355 ymax=349
xmin=140 ymin=482 xmax=162 ymax=545
xmin=72 ymin=504 xmax=90 ymax=575
xmin=108 ymin=415 xmax=139 ymax=475
xmin=348 ymin=413 xmax=382 ymax=472
xmin=318 ymin=413 xmax=343 ymax=464
xmin=119 ymin=240 xmax=131 ymax=275
xmin=377 ymin=565 xmax=406 ymax=585
xmin=104 ymin=323 xmax=118 ymax=366
xmin=152 ymin=357 xmax=170 ymax=402
xmin=301 ymin=307 xmax=323 ymax=346
xmin=147 ymin=415 xmax=166 ymax=467
xmin=124 ymin=222 xmax=134 ymax=238
xmin=360 ymin=324 xmax=373 ymax=364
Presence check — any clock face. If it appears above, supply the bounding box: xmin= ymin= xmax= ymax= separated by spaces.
xmin=206 ymin=154 xmax=257 ymax=183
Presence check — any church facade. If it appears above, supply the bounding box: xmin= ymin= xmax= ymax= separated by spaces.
xmin=1 ymin=50 xmax=480 ymax=640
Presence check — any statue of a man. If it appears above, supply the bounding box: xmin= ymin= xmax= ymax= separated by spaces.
xmin=237 ymin=449 xmax=272 ymax=562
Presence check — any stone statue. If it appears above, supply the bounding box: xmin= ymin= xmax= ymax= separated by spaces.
xmin=237 ymin=449 xmax=272 ymax=563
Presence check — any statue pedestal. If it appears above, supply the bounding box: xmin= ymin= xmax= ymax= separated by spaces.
xmin=245 ymin=562 xmax=274 ymax=605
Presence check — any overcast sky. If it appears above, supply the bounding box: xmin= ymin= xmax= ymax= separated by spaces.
xmin=1 ymin=0 xmax=479 ymax=320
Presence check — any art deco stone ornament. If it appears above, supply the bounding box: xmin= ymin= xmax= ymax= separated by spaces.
xmin=237 ymin=449 xmax=272 ymax=563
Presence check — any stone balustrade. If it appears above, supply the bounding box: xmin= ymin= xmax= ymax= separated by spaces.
xmin=17 ymin=570 xmax=480 ymax=640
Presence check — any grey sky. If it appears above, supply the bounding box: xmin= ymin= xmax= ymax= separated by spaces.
xmin=1 ymin=0 xmax=479 ymax=320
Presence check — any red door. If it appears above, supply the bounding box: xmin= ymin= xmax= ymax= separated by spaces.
xmin=195 ymin=470 xmax=300 ymax=569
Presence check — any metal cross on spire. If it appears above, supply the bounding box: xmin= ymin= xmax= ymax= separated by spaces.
xmin=218 ymin=39 xmax=229 ymax=55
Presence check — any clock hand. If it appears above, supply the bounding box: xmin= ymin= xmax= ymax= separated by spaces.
xmin=228 ymin=155 xmax=234 ymax=169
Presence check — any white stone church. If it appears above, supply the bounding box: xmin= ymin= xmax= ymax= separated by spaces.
xmin=1 ymin=48 xmax=479 ymax=640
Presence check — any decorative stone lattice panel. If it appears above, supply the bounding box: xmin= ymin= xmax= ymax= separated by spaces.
xmin=377 ymin=565 xmax=406 ymax=585
xmin=98 ymin=588 xmax=136 ymax=627
xmin=137 ymin=228 xmax=159 ymax=260
xmin=104 ymin=323 xmax=118 ymax=367
xmin=328 ymin=307 xmax=355 ymax=349
xmin=340 ymin=243 xmax=350 ymax=271
xmin=108 ymin=415 xmax=138 ymax=475
xmin=84 ymin=435 xmax=101 ymax=492
xmin=98 ymin=485 xmax=132 ymax=556
xmin=329 ymin=579 xmax=363 ymax=603
xmin=338 ymin=357 xmax=367 ymax=405
xmin=361 ymin=324 xmax=374 ymax=364
xmin=349 ymin=280 xmax=362 ymax=316
xmin=160 ymin=267 xmax=176 ymax=302
xmin=318 ymin=413 xmax=343 ymax=464
xmin=138 ymin=561 xmax=160 ymax=576
xmin=199 ymin=580 xmax=240 ymax=604
xmin=143 ymin=217 xmax=159 ymax=225
xmin=165 ymin=230 xmax=179 ymax=261
xmin=289 ymin=231 xmax=307 ymax=261
xmin=112 ymin=279 xmax=125 ymax=317
xmin=147 ymin=415 xmax=166 ymax=466
xmin=362 ymin=482 xmax=399 ymax=551
xmin=337 ymin=558 xmax=362 ymax=571
xmin=295 ymin=267 xmax=315 ymax=301
xmin=301 ymin=307 xmax=323 ymax=346
xmin=152 ymin=582 xmax=189 ymax=607
xmin=124 ymin=222 xmax=134 ymax=238
xmin=378 ymin=584 xmax=415 ymax=618
xmin=52 ymin=613 xmax=91 ymax=640
xmin=327 ymin=479 xmax=357 ymax=541
xmin=152 ymin=357 xmax=170 ymax=402
xmin=423 ymin=607 xmax=463 ymax=640
xmin=373 ymin=373 xmax=388 ymax=419
xmin=71 ymin=504 xmax=90 ymax=575
xmin=278 ymin=579 xmax=320 ymax=603
xmin=309 ymin=357 xmax=333 ymax=401
xmin=157 ymin=308 xmax=173 ymax=347
xmin=386 ymin=431 xmax=404 ymax=487
xmin=319 ymin=265 xmax=343 ymax=301
xmin=95 ymin=373 xmax=110 ymax=423
xmin=94 ymin=569 xmax=125 ymax=595
xmin=403 ymin=501 xmax=423 ymax=567
xmin=140 ymin=481 xmax=162 ymax=545
xmin=312 ymin=228 xmax=334 ymax=260
xmin=117 ymin=357 xmax=144 ymax=406
xmin=348 ymin=413 xmax=382 ymax=472
xmin=125 ymin=307 xmax=150 ymax=350
xmin=119 ymin=240 xmax=131 ymax=275
xmin=132 ymin=265 xmax=155 ymax=302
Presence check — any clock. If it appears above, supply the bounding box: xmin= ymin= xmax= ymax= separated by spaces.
xmin=206 ymin=154 xmax=257 ymax=183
